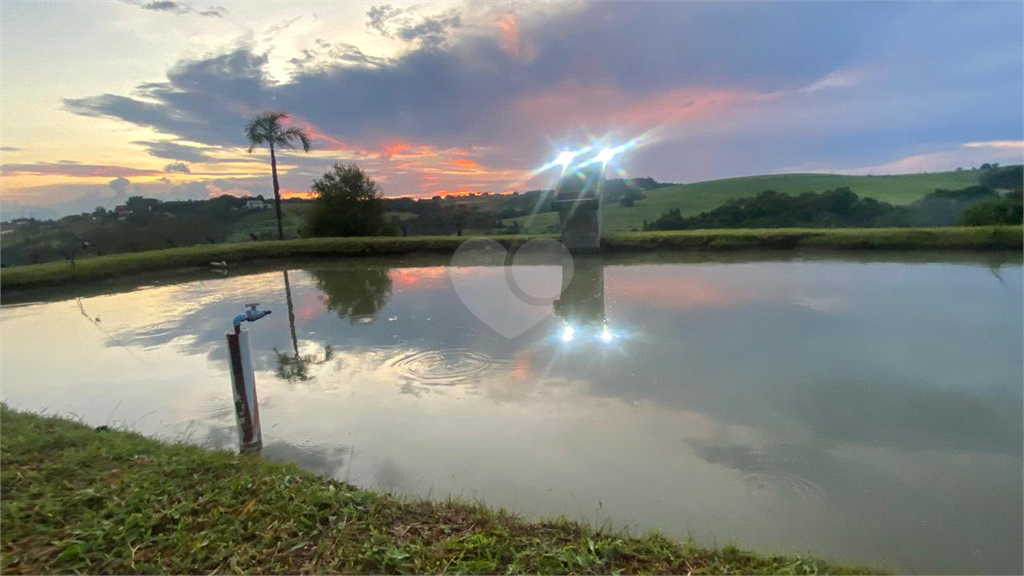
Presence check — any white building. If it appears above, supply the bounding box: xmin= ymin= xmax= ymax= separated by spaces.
xmin=245 ymin=199 xmax=269 ymax=210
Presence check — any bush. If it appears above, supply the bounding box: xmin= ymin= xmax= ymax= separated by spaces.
xmin=979 ymin=165 xmax=1023 ymax=190
xmin=958 ymin=192 xmax=1024 ymax=226
xmin=306 ymin=163 xmax=395 ymax=237
xmin=643 ymin=185 xmax=1011 ymax=231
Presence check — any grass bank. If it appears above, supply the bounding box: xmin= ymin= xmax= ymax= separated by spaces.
xmin=1 ymin=226 xmax=1019 ymax=291
xmin=0 ymin=407 xmax=877 ymax=575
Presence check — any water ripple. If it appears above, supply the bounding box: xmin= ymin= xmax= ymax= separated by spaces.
xmin=386 ymin=348 xmax=507 ymax=387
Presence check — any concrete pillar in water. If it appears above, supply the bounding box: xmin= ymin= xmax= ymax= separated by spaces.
xmin=226 ymin=329 xmax=262 ymax=453
xmin=553 ymin=165 xmax=604 ymax=252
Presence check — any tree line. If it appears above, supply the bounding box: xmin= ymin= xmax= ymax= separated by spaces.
xmin=643 ymin=185 xmax=1023 ymax=231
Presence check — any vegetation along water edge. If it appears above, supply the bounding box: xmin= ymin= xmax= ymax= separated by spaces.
xmin=1 ymin=226 xmax=1020 ymax=292
xmin=0 ymin=406 xmax=882 ymax=575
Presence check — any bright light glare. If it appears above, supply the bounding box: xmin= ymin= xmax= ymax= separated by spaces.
xmin=554 ymin=150 xmax=577 ymax=166
xmin=561 ymin=325 xmax=575 ymax=342
xmin=600 ymin=326 xmax=614 ymax=343
xmin=595 ymin=147 xmax=619 ymax=163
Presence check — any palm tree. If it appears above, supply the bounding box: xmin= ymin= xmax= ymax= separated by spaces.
xmin=245 ymin=111 xmax=311 ymax=240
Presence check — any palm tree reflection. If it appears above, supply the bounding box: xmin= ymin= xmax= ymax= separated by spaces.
xmin=273 ymin=266 xmax=393 ymax=381
xmin=274 ymin=269 xmax=334 ymax=382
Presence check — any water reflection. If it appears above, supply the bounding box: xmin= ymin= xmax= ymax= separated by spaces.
xmin=553 ymin=255 xmax=606 ymax=331
xmin=1 ymin=253 xmax=1021 ymax=574
xmin=205 ymin=424 xmax=350 ymax=478
xmin=274 ymin=270 xmax=334 ymax=382
xmin=311 ymin=267 xmax=393 ymax=323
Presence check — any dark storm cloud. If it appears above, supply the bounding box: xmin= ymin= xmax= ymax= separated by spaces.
xmin=65 ymin=1 xmax=1022 ymax=183
xmin=365 ymin=4 xmax=461 ymax=48
xmin=135 ymin=140 xmax=217 ymax=163
xmin=141 ymin=1 xmax=188 ymax=14
xmin=108 ymin=177 xmax=130 ymax=195
xmin=64 ymin=49 xmax=271 ymax=146
xmin=0 ymin=162 xmax=160 ymax=177
xmin=198 ymin=7 xmax=226 ymax=18
xmin=133 ymin=1 xmax=226 ymax=18
xmin=394 ymin=11 xmax=461 ymax=47
xmin=163 ymin=162 xmax=191 ymax=173
xmin=366 ymin=4 xmax=402 ymax=36
xmin=262 ymin=14 xmax=303 ymax=39
xmin=289 ymin=40 xmax=390 ymax=71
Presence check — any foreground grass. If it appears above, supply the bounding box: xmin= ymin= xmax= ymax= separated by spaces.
xmin=0 ymin=407 xmax=878 ymax=575
xmin=1 ymin=226 xmax=1019 ymax=291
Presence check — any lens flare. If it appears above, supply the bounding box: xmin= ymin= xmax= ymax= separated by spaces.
xmin=600 ymin=326 xmax=614 ymax=343
xmin=554 ymin=150 xmax=577 ymax=166
xmin=595 ymin=147 xmax=619 ymax=163
xmin=561 ymin=325 xmax=575 ymax=342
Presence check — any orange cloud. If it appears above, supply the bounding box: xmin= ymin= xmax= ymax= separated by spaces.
xmin=281 ymin=114 xmax=352 ymax=152
xmin=206 ymin=183 xmax=253 ymax=198
xmin=494 ymin=13 xmax=537 ymax=61
xmin=281 ymin=188 xmax=314 ymax=199
xmin=379 ymin=140 xmax=439 ymax=159
xmin=495 ymin=14 xmax=520 ymax=53
xmin=451 ymin=158 xmax=483 ymax=169
xmin=382 ymin=141 xmax=411 ymax=157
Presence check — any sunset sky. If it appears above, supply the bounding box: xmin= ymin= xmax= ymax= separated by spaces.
xmin=1 ymin=0 xmax=1022 ymax=218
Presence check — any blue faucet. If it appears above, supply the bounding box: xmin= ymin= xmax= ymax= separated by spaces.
xmin=233 ymin=303 xmax=271 ymax=332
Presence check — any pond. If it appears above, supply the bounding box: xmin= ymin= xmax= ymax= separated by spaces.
xmin=2 ymin=250 xmax=1021 ymax=574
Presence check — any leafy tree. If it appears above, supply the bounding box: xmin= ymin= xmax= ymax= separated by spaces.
xmin=959 ymin=191 xmax=1023 ymax=225
xmin=908 ymin=186 xmax=999 ymax=226
xmin=245 ymin=111 xmax=311 ymax=240
xmin=306 ymin=163 xmax=393 ymax=237
xmin=979 ymin=165 xmax=1023 ymax=190
xmin=643 ymin=185 xmax=1010 ymax=231
xmin=645 ymin=208 xmax=686 ymax=230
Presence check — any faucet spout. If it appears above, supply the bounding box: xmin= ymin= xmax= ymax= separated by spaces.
xmin=233 ymin=303 xmax=272 ymax=331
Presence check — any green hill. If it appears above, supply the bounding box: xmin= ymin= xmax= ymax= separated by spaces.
xmin=514 ymin=170 xmax=984 ymax=233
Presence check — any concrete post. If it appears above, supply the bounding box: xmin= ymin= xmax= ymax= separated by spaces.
xmin=226 ymin=303 xmax=271 ymax=454
xmin=226 ymin=329 xmax=262 ymax=453
xmin=554 ymin=165 xmax=604 ymax=252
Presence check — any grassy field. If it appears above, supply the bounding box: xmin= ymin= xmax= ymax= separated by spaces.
xmin=0 ymin=406 xmax=878 ymax=575
xmin=514 ymin=170 xmax=985 ymax=233
xmin=1 ymin=227 xmax=1019 ymax=292
xmin=226 ymin=204 xmax=312 ymax=242
xmin=226 ymin=206 xmax=418 ymax=242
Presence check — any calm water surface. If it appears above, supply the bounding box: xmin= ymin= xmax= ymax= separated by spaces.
xmin=2 ymin=253 xmax=1021 ymax=574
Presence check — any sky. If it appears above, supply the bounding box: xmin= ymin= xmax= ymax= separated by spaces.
xmin=1 ymin=0 xmax=1022 ymax=219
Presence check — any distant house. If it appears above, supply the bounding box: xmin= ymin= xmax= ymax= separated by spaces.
xmin=245 ymin=199 xmax=269 ymax=210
